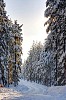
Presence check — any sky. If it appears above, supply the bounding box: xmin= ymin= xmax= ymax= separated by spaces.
xmin=5 ymin=0 xmax=47 ymax=63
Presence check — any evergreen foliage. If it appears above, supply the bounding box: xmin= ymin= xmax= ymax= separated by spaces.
xmin=22 ymin=0 xmax=66 ymax=86
xmin=44 ymin=0 xmax=66 ymax=85
xmin=22 ymin=41 xmax=43 ymax=83
xmin=0 ymin=0 xmax=23 ymax=86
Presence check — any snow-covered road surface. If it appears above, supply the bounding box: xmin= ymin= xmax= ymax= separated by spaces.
xmin=0 ymin=79 xmax=66 ymax=100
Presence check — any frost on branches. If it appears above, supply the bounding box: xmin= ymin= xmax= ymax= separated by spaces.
xmin=22 ymin=0 xmax=66 ymax=86
xmin=0 ymin=0 xmax=23 ymax=87
xmin=44 ymin=0 xmax=66 ymax=85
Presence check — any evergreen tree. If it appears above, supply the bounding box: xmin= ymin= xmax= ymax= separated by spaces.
xmin=22 ymin=41 xmax=43 ymax=83
xmin=12 ymin=20 xmax=23 ymax=86
xmin=45 ymin=0 xmax=66 ymax=85
xmin=0 ymin=0 xmax=9 ymax=86
xmin=0 ymin=0 xmax=23 ymax=86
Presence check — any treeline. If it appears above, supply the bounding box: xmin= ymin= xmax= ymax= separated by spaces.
xmin=22 ymin=41 xmax=54 ymax=86
xmin=0 ymin=0 xmax=23 ymax=86
xmin=22 ymin=0 xmax=66 ymax=86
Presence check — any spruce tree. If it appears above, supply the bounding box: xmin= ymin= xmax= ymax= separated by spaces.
xmin=45 ymin=0 xmax=66 ymax=85
xmin=0 ymin=0 xmax=9 ymax=86
xmin=0 ymin=0 xmax=23 ymax=86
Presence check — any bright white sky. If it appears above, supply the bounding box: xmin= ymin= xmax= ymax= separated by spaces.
xmin=5 ymin=0 xmax=47 ymax=63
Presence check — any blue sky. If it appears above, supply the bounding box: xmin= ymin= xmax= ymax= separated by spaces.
xmin=5 ymin=0 xmax=47 ymax=62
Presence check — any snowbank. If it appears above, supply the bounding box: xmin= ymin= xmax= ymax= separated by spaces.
xmin=0 ymin=79 xmax=66 ymax=100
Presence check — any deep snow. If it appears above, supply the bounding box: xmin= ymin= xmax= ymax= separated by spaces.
xmin=0 ymin=79 xmax=66 ymax=100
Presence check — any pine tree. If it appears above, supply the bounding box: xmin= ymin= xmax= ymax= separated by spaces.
xmin=22 ymin=41 xmax=43 ymax=83
xmin=0 ymin=0 xmax=23 ymax=86
xmin=12 ymin=20 xmax=23 ymax=86
xmin=45 ymin=0 xmax=66 ymax=85
xmin=0 ymin=0 xmax=9 ymax=86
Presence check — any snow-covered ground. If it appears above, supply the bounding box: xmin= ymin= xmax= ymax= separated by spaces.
xmin=0 ymin=79 xmax=66 ymax=100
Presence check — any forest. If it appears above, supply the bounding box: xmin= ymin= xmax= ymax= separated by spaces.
xmin=0 ymin=0 xmax=23 ymax=86
xmin=0 ymin=0 xmax=66 ymax=87
xmin=22 ymin=0 xmax=66 ymax=86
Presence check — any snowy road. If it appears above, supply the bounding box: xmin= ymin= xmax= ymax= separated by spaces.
xmin=0 ymin=79 xmax=66 ymax=100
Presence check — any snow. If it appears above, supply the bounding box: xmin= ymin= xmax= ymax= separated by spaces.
xmin=59 ymin=51 xmax=66 ymax=63
xmin=0 ymin=79 xmax=66 ymax=100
